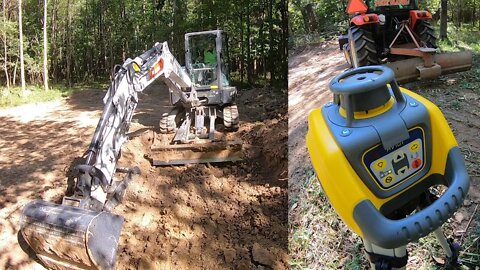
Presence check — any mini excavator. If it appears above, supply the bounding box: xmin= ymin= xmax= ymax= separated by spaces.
xmin=19 ymin=29 xmax=240 ymax=269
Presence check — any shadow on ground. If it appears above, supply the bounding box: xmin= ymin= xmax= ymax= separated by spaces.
xmin=0 ymin=81 xmax=288 ymax=269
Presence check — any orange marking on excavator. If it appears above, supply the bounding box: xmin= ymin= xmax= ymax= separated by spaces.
xmin=149 ymin=58 xmax=164 ymax=79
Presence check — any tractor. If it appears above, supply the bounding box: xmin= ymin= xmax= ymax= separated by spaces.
xmin=339 ymin=0 xmax=472 ymax=82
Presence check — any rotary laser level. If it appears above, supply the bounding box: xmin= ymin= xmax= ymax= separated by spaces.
xmin=306 ymin=66 xmax=470 ymax=269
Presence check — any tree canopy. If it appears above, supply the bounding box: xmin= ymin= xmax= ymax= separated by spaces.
xmin=1 ymin=0 xmax=288 ymax=89
xmin=290 ymin=0 xmax=480 ymax=37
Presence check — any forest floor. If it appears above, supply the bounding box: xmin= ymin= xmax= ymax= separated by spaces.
xmin=0 ymin=82 xmax=288 ymax=269
xmin=288 ymin=40 xmax=480 ymax=269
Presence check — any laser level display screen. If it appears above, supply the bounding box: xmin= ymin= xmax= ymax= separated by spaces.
xmin=363 ymin=127 xmax=425 ymax=189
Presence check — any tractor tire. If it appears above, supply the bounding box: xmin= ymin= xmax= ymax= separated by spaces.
xmin=414 ymin=20 xmax=437 ymax=48
xmin=159 ymin=108 xmax=179 ymax=134
xmin=344 ymin=26 xmax=379 ymax=67
xmin=223 ymin=104 xmax=239 ymax=131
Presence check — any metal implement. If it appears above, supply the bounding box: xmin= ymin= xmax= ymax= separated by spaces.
xmin=386 ymin=50 xmax=472 ymax=83
xmin=21 ymin=200 xmax=123 ymax=269
xmin=149 ymin=139 xmax=243 ymax=166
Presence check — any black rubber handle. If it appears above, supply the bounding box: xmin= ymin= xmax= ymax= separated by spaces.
xmin=353 ymin=147 xmax=470 ymax=249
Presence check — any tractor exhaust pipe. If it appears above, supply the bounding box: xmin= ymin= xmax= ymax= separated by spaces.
xmin=386 ymin=51 xmax=472 ymax=83
xmin=20 ymin=200 xmax=123 ymax=269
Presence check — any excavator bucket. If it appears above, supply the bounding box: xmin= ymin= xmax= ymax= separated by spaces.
xmin=386 ymin=51 xmax=472 ymax=83
xmin=20 ymin=200 xmax=123 ymax=270
xmin=148 ymin=139 xmax=243 ymax=166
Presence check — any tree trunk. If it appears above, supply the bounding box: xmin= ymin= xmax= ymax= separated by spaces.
xmin=293 ymin=0 xmax=319 ymax=33
xmin=3 ymin=0 xmax=9 ymax=90
xmin=43 ymin=0 xmax=49 ymax=91
xmin=304 ymin=3 xmax=319 ymax=33
xmin=258 ymin=0 xmax=266 ymax=79
xmin=66 ymin=0 xmax=72 ymax=86
xmin=280 ymin=0 xmax=288 ymax=86
xmin=440 ymin=0 xmax=448 ymax=40
xmin=13 ymin=60 xmax=17 ymax=85
xmin=246 ymin=0 xmax=252 ymax=85
xmin=294 ymin=0 xmax=309 ymax=33
xmin=473 ymin=0 xmax=476 ymax=28
xmin=18 ymin=0 xmax=26 ymax=91
xmin=457 ymin=0 xmax=462 ymax=27
xmin=50 ymin=0 xmax=57 ymax=82
xmin=268 ymin=0 xmax=274 ymax=86
xmin=240 ymin=10 xmax=244 ymax=84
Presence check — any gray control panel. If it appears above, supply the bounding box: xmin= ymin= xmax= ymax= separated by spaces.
xmin=367 ymin=138 xmax=424 ymax=189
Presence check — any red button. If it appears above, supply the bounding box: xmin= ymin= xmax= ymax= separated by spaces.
xmin=412 ymin=158 xmax=422 ymax=169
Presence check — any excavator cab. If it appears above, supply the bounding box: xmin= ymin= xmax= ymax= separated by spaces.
xmin=184 ymin=30 xmax=234 ymax=97
xmin=186 ymin=33 xmax=222 ymax=87
xmin=150 ymin=29 xmax=241 ymax=165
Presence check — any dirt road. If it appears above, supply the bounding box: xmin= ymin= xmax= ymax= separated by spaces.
xmin=288 ymin=40 xmax=480 ymax=268
xmin=0 ymin=83 xmax=288 ymax=269
xmin=288 ymin=41 xmax=348 ymax=202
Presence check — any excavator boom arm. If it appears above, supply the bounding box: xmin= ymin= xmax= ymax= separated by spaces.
xmin=20 ymin=41 xmax=194 ymax=270
xmin=82 ymin=41 xmax=194 ymax=205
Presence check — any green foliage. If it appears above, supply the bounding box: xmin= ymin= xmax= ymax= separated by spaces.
xmin=0 ymin=0 xmax=287 ymax=90
xmin=290 ymin=0 xmax=480 ymax=47
xmin=0 ymin=84 xmax=77 ymax=107
xmin=290 ymin=0 xmax=349 ymax=36
xmin=437 ymin=23 xmax=480 ymax=53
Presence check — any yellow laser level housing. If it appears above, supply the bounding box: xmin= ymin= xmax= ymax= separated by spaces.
xmin=306 ymin=66 xmax=470 ymax=249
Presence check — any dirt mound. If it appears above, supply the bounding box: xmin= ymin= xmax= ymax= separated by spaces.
xmin=112 ymin=87 xmax=288 ymax=269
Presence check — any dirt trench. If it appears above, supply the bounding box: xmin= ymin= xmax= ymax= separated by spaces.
xmin=0 ymin=82 xmax=288 ymax=269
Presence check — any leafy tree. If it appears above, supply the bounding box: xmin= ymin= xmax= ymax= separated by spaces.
xmin=0 ymin=0 xmax=288 ymax=89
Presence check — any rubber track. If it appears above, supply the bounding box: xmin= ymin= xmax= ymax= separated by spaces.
xmin=159 ymin=110 xmax=177 ymax=134
xmin=223 ymin=104 xmax=239 ymax=130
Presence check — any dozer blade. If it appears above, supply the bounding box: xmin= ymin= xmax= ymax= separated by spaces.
xmin=20 ymin=200 xmax=123 ymax=270
xmin=385 ymin=51 xmax=472 ymax=83
xmin=149 ymin=139 xmax=243 ymax=166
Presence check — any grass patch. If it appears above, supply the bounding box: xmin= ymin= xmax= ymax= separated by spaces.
xmin=436 ymin=23 xmax=480 ymax=54
xmin=430 ymin=22 xmax=480 ymax=95
xmin=288 ymin=169 xmax=368 ymax=269
xmin=290 ymin=169 xmax=480 ymax=269
xmin=0 ymin=82 xmax=107 ymax=108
